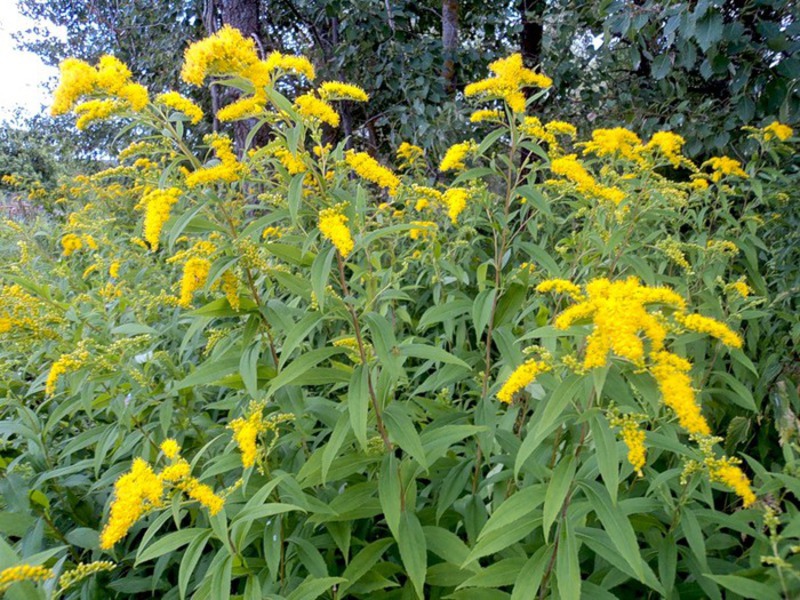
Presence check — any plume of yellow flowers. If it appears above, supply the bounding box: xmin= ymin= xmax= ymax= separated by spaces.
xmin=229 ymin=405 xmax=267 ymax=468
xmin=409 ymin=221 xmax=438 ymax=240
xmin=643 ymin=131 xmax=686 ymax=168
xmin=61 ymin=233 xmax=83 ymax=256
xmin=442 ymin=187 xmax=470 ymax=224
xmin=439 ymin=140 xmax=478 ymax=172
xmin=185 ymin=134 xmax=247 ymax=187
xmin=396 ymin=142 xmax=425 ymax=169
xmin=99 ymin=458 xmax=164 ymax=549
xmin=294 ymin=93 xmax=340 ymax=127
xmin=46 ymin=347 xmax=90 ymax=396
xmin=496 ymin=358 xmax=551 ymax=403
xmin=155 ymin=91 xmax=204 ymax=124
xmin=707 ymin=456 xmax=757 ymax=507
xmin=319 ymin=205 xmax=355 ymax=256
xmin=609 ymin=413 xmax=647 ymax=476
xmin=141 ymin=187 xmax=181 ymax=251
xmin=0 ymin=565 xmax=55 ymax=593
xmin=762 ymin=121 xmax=793 ymax=142
xmin=345 ymin=150 xmax=400 ymax=195
xmin=703 ymin=156 xmax=748 ymax=182
xmin=178 ymin=257 xmax=211 ymax=308
xmin=464 ymin=53 xmax=552 ymax=113
xmin=319 ymin=81 xmax=369 ymax=102
xmin=550 ymin=154 xmax=625 ymax=205
xmin=273 ymin=147 xmax=308 ymax=174
xmin=181 ymin=25 xmax=259 ymax=86
xmin=581 ymin=127 xmax=644 ymax=163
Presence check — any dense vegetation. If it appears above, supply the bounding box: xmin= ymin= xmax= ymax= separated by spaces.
xmin=1 ymin=2 xmax=800 ymax=599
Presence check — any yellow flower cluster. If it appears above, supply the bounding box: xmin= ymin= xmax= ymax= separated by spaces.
xmin=464 ymin=53 xmax=552 ymax=113
xmin=550 ymin=154 xmax=625 ymax=205
xmin=707 ymin=456 xmax=757 ymax=507
xmin=703 ymin=156 xmax=748 ymax=182
xmin=497 ymin=359 xmax=551 ymax=403
xmin=141 ymin=187 xmax=181 ymax=251
xmin=52 ymin=55 xmax=148 ymax=123
xmin=650 ymin=351 xmax=710 ymax=435
xmin=319 ymin=81 xmax=369 ymax=102
xmin=229 ymin=406 xmax=266 ymax=468
xmin=397 ymin=142 xmax=425 ymax=169
xmin=443 ymin=187 xmax=470 ymax=224
xmin=319 ymin=205 xmax=355 ymax=256
xmin=439 ymin=140 xmax=477 ymax=172
xmin=61 ymin=233 xmax=83 ymax=256
xmin=178 ymin=257 xmax=211 ymax=307
xmin=274 ymin=147 xmax=307 ymax=174
xmin=99 ymin=458 xmax=164 ymax=549
xmin=46 ymin=348 xmax=90 ymax=396
xmin=409 ymin=221 xmax=438 ymax=240
xmin=727 ymin=279 xmax=752 ymax=298
xmin=295 ymin=93 xmax=340 ymax=127
xmin=581 ymin=127 xmax=643 ymax=162
xmin=109 ymin=261 xmax=121 ymax=278
xmin=181 ymin=25 xmax=259 ymax=86
xmin=535 ymin=278 xmax=584 ymax=300
xmin=610 ymin=414 xmax=647 ymax=476
xmin=0 ymin=564 xmax=54 ymax=592
xmin=264 ymin=51 xmax=316 ymax=80
xmin=677 ymin=313 xmax=743 ymax=348
xmin=186 ymin=134 xmax=247 ymax=187
xmin=644 ymin=131 xmax=686 ymax=168
xmin=222 ymin=271 xmax=241 ymax=311
xmin=470 ymin=109 xmax=503 ymax=123
xmin=763 ymin=121 xmax=793 ymax=142
xmin=345 ymin=151 xmax=400 ymax=195
xmin=155 ymin=91 xmax=204 ymax=124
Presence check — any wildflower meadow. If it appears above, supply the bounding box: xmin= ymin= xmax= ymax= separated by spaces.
xmin=2 ymin=14 xmax=800 ymax=600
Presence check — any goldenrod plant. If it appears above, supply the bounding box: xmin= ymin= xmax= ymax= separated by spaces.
xmin=1 ymin=28 xmax=800 ymax=599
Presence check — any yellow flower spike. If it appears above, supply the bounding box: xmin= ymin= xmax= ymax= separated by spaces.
xmin=469 ymin=109 xmax=503 ymax=123
xmin=763 ymin=121 xmax=793 ymax=142
xmin=216 ymin=96 xmax=266 ymax=122
xmin=51 ymin=58 xmax=97 ymax=115
xmin=464 ymin=53 xmax=551 ymax=113
xmin=581 ymin=127 xmax=643 ymax=162
xmin=274 ymin=147 xmax=307 ymax=174
xmin=703 ymin=156 xmax=748 ymax=182
xmin=229 ymin=407 xmax=266 ymax=468
xmin=61 ymin=233 xmax=83 ymax=256
xmin=319 ymin=81 xmax=369 ymax=102
xmin=156 ymin=91 xmax=204 ymax=124
xmin=442 ymin=187 xmax=469 ymax=224
xmin=397 ymin=142 xmax=425 ymax=169
xmin=650 ymin=350 xmax=711 ymax=436
xmin=74 ymin=99 xmax=123 ymax=130
xmin=182 ymin=479 xmax=225 ymax=515
xmin=0 ymin=565 xmax=55 ymax=593
xmin=496 ymin=359 xmax=551 ymax=403
xmin=615 ymin=418 xmax=647 ymax=476
xmin=178 ymin=257 xmax=211 ymax=308
xmin=644 ymin=131 xmax=686 ymax=168
xmin=536 ymin=278 xmax=584 ymax=300
xmin=439 ymin=140 xmax=477 ymax=172
xmin=185 ymin=134 xmax=247 ymax=187
xmin=707 ymin=457 xmax=757 ymax=507
xmin=294 ymin=93 xmax=340 ymax=127
xmin=409 ymin=221 xmax=438 ymax=240
xmin=264 ymin=51 xmax=316 ymax=81
xmin=677 ymin=313 xmax=742 ymax=348
xmin=160 ymin=439 xmax=181 ymax=460
xmin=99 ymin=458 xmax=164 ymax=549
xmin=345 ymin=150 xmax=400 ymax=195
xmin=319 ymin=206 xmax=355 ymax=257
xmin=142 ymin=188 xmax=181 ymax=251
xmin=222 ymin=270 xmax=241 ymax=311
xmin=181 ymin=25 xmax=260 ymax=86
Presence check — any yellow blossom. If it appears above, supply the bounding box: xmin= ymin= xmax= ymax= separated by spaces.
xmin=397 ymin=142 xmax=425 ymax=169
xmin=345 ymin=150 xmax=400 ymax=195
xmin=222 ymin=270 xmax=240 ymax=311
xmin=496 ymin=359 xmax=551 ymax=403
xmin=703 ymin=156 xmax=748 ymax=182
xmin=650 ymin=350 xmax=710 ymax=436
xmin=581 ymin=127 xmax=643 ymax=162
xmin=439 ymin=140 xmax=477 ymax=172
xmin=294 ymin=93 xmax=340 ymax=127
xmin=0 ymin=565 xmax=54 ymax=592
xmin=160 ymin=439 xmax=181 ymax=459
xmin=442 ymin=187 xmax=469 ymax=224
xmin=179 ymin=257 xmax=211 ymax=308
xmin=707 ymin=457 xmax=757 ymax=507
xmin=186 ymin=134 xmax=247 ymax=187
xmin=142 ymin=187 xmax=181 ymax=251
xmin=109 ymin=261 xmax=120 ymax=278
xmin=100 ymin=458 xmax=164 ymax=549
xmin=182 ymin=479 xmax=224 ymax=515
xmin=57 ymin=561 xmax=115 ymax=592
xmin=217 ymin=96 xmax=266 ymax=122
xmin=230 ymin=408 xmax=265 ymax=468
xmin=264 ymin=51 xmax=316 ymax=80
xmin=319 ymin=81 xmax=369 ymax=102
xmin=617 ymin=419 xmax=647 ymax=476
xmin=51 ymin=58 xmax=97 ymax=115
xmin=319 ymin=206 xmax=355 ymax=256
xmin=74 ymin=98 xmax=123 ymax=130
xmin=409 ymin=221 xmax=438 ymax=240
xmin=763 ymin=121 xmax=793 ymax=142
xmin=470 ymin=109 xmax=503 ymax=123
xmin=644 ymin=131 xmax=686 ymax=168
xmin=677 ymin=313 xmax=742 ymax=348
xmin=464 ymin=53 xmax=551 ymax=113
xmin=535 ymin=278 xmax=584 ymax=300
xmin=181 ymin=25 xmax=260 ymax=86
xmin=46 ymin=349 xmax=89 ymax=396
xmin=156 ymin=91 xmax=204 ymax=124
xmin=61 ymin=233 xmax=83 ymax=256
xmin=274 ymin=148 xmax=307 ymax=174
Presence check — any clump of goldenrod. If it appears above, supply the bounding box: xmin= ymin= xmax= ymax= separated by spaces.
xmin=319 ymin=204 xmax=355 ymax=256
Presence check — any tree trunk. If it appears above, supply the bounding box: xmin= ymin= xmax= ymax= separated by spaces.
xmin=221 ymin=0 xmax=261 ymax=152
xmin=519 ymin=0 xmax=545 ymax=69
xmin=442 ymin=0 xmax=459 ymax=95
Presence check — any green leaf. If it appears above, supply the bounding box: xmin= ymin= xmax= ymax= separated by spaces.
xmin=398 ymin=343 xmax=470 ymax=369
xmin=310 ymin=247 xmax=335 ymax=312
xmin=365 ymin=312 xmax=403 ymax=382
xmin=579 ymin=481 xmax=644 ymax=580
xmin=515 ymin=375 xmax=583 ymax=476
xmin=179 ymin=530 xmax=212 ymax=600
xmin=136 ymin=528 xmax=209 ymax=565
xmin=417 ymin=299 xmax=472 ymax=331
xmin=322 ymin=412 xmax=351 ymax=485
xmin=288 ymin=172 xmax=305 ymax=223
xmin=279 ymin=312 xmax=323 ymax=368
xmin=694 ymin=10 xmax=724 ymax=51
xmin=286 ymin=577 xmax=347 ymax=600
xmin=348 ymin=365 xmax=370 ymax=450
xmin=384 ymin=403 xmax=428 ymax=469
xmin=338 ymin=538 xmax=394 ymax=595
xmin=472 ymin=288 xmax=496 ymax=343
xmin=543 ymin=457 xmax=575 ymax=541
xmin=555 ymin=518 xmax=580 ymax=600
xmin=268 ymin=347 xmax=344 ymax=395
xmin=239 ymin=341 xmax=261 ymax=398
xmin=175 ymin=356 xmax=239 ymax=390
xmin=477 ymin=484 xmax=546 ymax=541
xmin=379 ymin=454 xmax=401 ymax=537
xmin=397 ymin=512 xmax=427 ymax=599
xmin=704 ymin=575 xmax=780 ymax=600
xmin=510 ymin=546 xmax=551 ymax=600
xmin=589 ymin=413 xmax=619 ymax=504
xmin=651 ymin=54 xmax=671 ymax=80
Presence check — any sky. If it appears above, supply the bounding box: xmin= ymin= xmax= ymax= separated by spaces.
xmin=0 ymin=0 xmax=64 ymax=120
